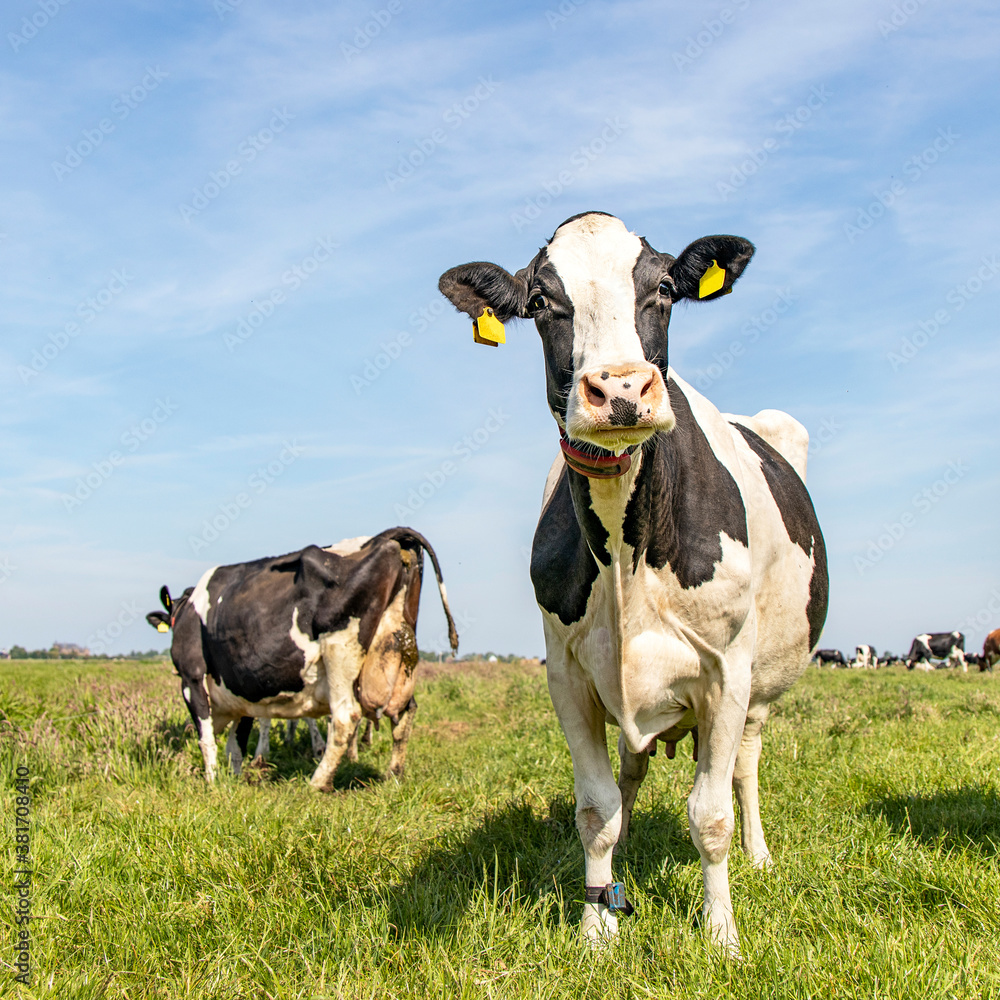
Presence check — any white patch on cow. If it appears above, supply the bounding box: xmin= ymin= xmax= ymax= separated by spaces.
xmin=182 ymin=685 xmax=191 ymax=703
xmin=548 ymin=215 xmax=644 ymax=372
xmin=540 ymin=453 xmax=566 ymax=512
xmin=324 ymin=535 xmax=371 ymax=556
xmin=198 ymin=716 xmax=218 ymax=782
xmin=290 ymin=607 xmax=322 ymax=684
xmin=722 ymin=409 xmax=809 ymax=484
xmin=190 ymin=566 xmax=218 ymax=625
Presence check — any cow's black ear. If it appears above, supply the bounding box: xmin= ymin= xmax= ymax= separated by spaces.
xmin=160 ymin=585 xmax=172 ymax=612
xmin=439 ymin=262 xmax=529 ymax=322
xmin=146 ymin=610 xmax=170 ymax=632
xmin=668 ymin=235 xmax=755 ymax=302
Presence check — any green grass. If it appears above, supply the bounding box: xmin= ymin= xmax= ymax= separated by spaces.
xmin=2 ymin=658 xmax=1000 ymax=998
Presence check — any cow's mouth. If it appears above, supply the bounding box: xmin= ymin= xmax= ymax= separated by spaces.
xmin=560 ymin=431 xmax=638 ymax=479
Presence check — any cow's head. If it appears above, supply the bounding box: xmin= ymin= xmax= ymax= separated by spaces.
xmin=145 ymin=584 xmax=193 ymax=633
xmin=439 ymin=212 xmax=754 ymax=471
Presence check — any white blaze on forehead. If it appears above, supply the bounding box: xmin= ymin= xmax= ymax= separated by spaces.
xmin=546 ymin=215 xmax=645 ymax=369
xmin=190 ymin=566 xmax=218 ymax=625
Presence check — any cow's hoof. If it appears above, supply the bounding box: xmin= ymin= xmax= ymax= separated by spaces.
xmin=581 ymin=904 xmax=618 ymax=946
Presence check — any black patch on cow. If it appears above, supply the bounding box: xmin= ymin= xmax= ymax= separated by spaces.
xmin=733 ymin=423 xmax=829 ymax=649
xmin=610 ymin=397 xmax=638 ymax=426
xmin=632 ymin=239 xmax=674 ymax=387
xmin=668 ymin=235 xmax=755 ymax=302
xmin=531 ymin=466 xmax=608 ymax=625
xmin=622 ymin=381 xmax=748 ymax=589
xmin=529 ymin=259 xmax=576 ymax=421
xmin=438 ymin=262 xmax=528 ymax=323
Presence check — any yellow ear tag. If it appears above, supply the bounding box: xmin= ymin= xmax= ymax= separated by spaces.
xmin=156 ymin=622 xmax=170 ymax=633
xmin=698 ymin=259 xmax=727 ymax=299
xmin=473 ymin=307 xmax=505 ymax=347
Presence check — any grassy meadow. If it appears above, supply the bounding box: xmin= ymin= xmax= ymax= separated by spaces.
xmin=2 ymin=656 xmax=1000 ymax=999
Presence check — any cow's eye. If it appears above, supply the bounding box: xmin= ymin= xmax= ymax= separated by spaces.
xmin=658 ymin=280 xmax=673 ymax=297
xmin=528 ymin=293 xmax=548 ymax=314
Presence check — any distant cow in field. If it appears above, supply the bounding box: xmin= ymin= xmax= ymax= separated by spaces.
xmin=440 ymin=212 xmax=828 ymax=955
xmin=906 ymin=631 xmax=966 ymax=672
xmin=145 ymin=528 xmax=457 ymax=788
xmin=813 ymin=649 xmax=847 ymax=667
xmin=984 ymin=629 xmax=1000 ymax=671
xmin=851 ymin=644 xmax=878 ymax=669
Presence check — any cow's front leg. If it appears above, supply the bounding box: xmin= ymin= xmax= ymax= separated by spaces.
xmin=688 ymin=677 xmax=751 ymax=957
xmin=307 ymin=718 xmax=327 ymax=757
xmin=615 ymin=731 xmax=648 ymax=855
xmin=225 ymin=716 xmax=254 ymax=776
xmin=733 ymin=706 xmax=771 ymax=869
xmin=181 ymin=678 xmax=219 ymax=783
xmin=386 ymin=697 xmax=417 ymax=778
xmin=548 ymin=656 xmax=624 ymax=943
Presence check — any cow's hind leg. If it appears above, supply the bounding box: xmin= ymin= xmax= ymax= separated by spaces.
xmin=615 ymin=731 xmax=649 ymax=855
xmin=309 ymin=635 xmax=363 ymax=792
xmin=254 ymin=718 xmax=272 ymax=761
xmin=181 ymin=679 xmax=219 ymax=783
xmin=733 ymin=705 xmax=772 ymax=869
xmin=386 ymin=697 xmax=417 ymax=779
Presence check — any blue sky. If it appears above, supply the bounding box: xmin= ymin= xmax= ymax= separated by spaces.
xmin=2 ymin=0 xmax=998 ymax=658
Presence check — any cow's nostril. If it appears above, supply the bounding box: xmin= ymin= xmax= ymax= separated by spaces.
xmin=583 ymin=378 xmax=607 ymax=407
xmin=639 ymin=377 xmax=654 ymax=398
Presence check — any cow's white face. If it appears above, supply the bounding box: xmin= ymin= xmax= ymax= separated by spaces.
xmin=439 ymin=212 xmax=754 ymax=460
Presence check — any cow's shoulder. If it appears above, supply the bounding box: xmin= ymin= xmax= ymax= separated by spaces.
xmin=531 ymin=464 xmax=604 ymax=626
xmin=622 ymin=377 xmax=748 ymax=588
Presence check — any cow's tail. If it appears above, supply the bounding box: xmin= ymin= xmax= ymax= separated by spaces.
xmin=376 ymin=527 xmax=459 ymax=653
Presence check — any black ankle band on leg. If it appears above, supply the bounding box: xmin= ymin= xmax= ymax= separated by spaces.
xmin=584 ymin=882 xmax=635 ymax=915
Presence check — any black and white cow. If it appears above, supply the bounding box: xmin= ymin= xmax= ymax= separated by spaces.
xmin=905 ymin=631 xmax=966 ymax=672
xmin=439 ymin=212 xmax=828 ymax=955
xmin=146 ymin=528 xmax=458 ymax=788
xmin=851 ymin=644 xmax=878 ymax=669
xmin=813 ymin=648 xmax=847 ymax=667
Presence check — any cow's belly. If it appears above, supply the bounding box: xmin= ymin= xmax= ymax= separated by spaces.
xmin=551 ymin=549 xmax=754 ymax=752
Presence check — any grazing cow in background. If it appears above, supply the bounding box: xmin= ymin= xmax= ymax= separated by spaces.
xmin=254 ymin=717 xmax=327 ymax=762
xmin=851 ymin=644 xmax=878 ymax=669
xmin=145 ymin=527 xmax=458 ymax=788
xmin=984 ymin=629 xmax=1000 ymax=670
xmin=439 ymin=212 xmax=828 ymax=955
xmin=965 ymin=653 xmax=986 ymax=671
xmin=906 ymin=631 xmax=966 ymax=672
xmin=813 ymin=649 xmax=848 ymax=667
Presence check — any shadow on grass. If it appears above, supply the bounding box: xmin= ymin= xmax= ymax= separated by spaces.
xmin=865 ymin=785 xmax=1000 ymax=854
xmin=385 ymin=794 xmax=697 ymax=937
